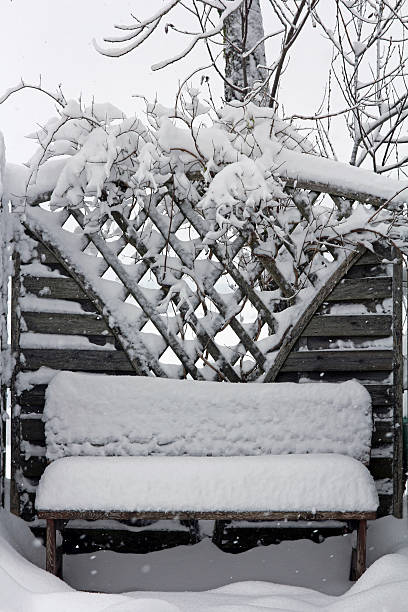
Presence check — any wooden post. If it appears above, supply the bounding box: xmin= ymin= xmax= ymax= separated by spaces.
xmin=46 ymin=518 xmax=64 ymax=578
xmin=46 ymin=519 xmax=57 ymax=575
xmin=350 ymin=519 xmax=367 ymax=581
xmin=356 ymin=519 xmax=367 ymax=579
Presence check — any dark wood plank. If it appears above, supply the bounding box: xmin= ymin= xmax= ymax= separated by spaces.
xmin=344 ymin=264 xmax=389 ymax=279
xmin=21 ymin=419 xmax=44 ymax=444
xmin=378 ymin=494 xmax=393 ymax=517
xmin=327 ymin=277 xmax=392 ymax=301
xmin=21 ymin=312 xmax=111 ymax=336
xmin=371 ymin=421 xmax=393 ymax=447
xmin=303 ymin=315 xmax=392 ymax=337
xmin=19 ymin=385 xmax=47 ymax=412
xmin=21 ymin=349 xmax=135 ymax=372
xmin=320 ymin=299 xmax=392 ymax=315
xmin=34 ymin=243 xmax=60 ymax=265
xmin=23 ymin=277 xmax=88 ymax=300
xmin=305 ymin=336 xmax=391 ymax=351
xmin=369 ymin=457 xmax=393 ymax=480
xmin=366 ymin=385 xmax=393 ymax=408
xmin=354 ymin=245 xmax=393 ymax=265
xmin=21 ymin=455 xmax=47 ymax=479
xmin=281 ymin=350 xmax=393 ymax=372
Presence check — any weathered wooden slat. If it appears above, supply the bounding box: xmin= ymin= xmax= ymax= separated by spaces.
xmin=21 ymin=349 xmax=135 ymax=372
xmin=22 ymin=260 xmax=70 ymax=278
xmin=354 ymin=245 xmax=393 ymax=266
xmin=34 ymin=243 xmax=60 ymax=265
xmin=21 ymin=419 xmax=44 ymax=444
xmin=344 ymin=264 xmax=389 ymax=279
xmin=378 ymin=494 xmax=393 ymax=517
xmin=372 ymin=422 xmax=394 ymax=447
xmin=19 ymin=385 xmax=46 ymax=412
xmin=366 ymin=385 xmax=393 ymax=407
xmin=23 ymin=277 xmax=88 ymax=301
xmin=281 ymin=350 xmax=393 ymax=372
xmin=293 ymin=370 xmax=393 ymax=383
xmin=369 ymin=457 xmax=393 ymax=480
xmin=303 ymin=315 xmax=392 ymax=337
xmin=21 ymin=312 xmax=111 ymax=336
xmin=320 ymin=300 xmax=392 ymax=316
xmin=21 ymin=455 xmax=47 ymax=479
xmin=327 ymin=277 xmax=392 ymax=301
xmin=305 ymin=336 xmax=392 ymax=351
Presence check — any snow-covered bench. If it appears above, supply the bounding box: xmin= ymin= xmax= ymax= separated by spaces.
xmin=36 ymin=373 xmax=378 ymax=581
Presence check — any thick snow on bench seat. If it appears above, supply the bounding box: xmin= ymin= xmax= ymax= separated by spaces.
xmin=43 ymin=373 xmax=372 ymax=463
xmin=36 ymin=454 xmax=379 ymax=513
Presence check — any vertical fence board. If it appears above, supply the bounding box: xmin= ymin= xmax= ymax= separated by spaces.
xmin=392 ymin=255 xmax=404 ymax=517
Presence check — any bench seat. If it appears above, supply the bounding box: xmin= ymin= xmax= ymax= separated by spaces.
xmin=36 ymin=454 xmax=378 ymax=514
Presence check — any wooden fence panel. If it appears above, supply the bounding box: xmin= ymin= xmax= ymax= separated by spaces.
xmin=10 ymin=231 xmax=403 ymax=539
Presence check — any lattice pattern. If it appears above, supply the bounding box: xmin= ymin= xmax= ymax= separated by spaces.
xmin=25 ymin=194 xmax=301 ymax=382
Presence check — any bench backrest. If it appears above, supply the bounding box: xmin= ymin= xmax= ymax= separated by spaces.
xmin=43 ymin=373 xmax=372 ymax=464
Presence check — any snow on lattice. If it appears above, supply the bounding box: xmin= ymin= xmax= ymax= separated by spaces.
xmin=35 ymin=454 xmax=379 ymax=512
xmin=43 ymin=373 xmax=372 ymax=463
xmin=24 ymin=204 xmax=288 ymax=381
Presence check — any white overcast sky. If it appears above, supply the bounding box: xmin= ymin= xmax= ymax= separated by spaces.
xmin=0 ymin=0 xmax=333 ymax=163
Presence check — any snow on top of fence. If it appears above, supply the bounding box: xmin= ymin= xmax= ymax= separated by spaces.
xmin=43 ymin=373 xmax=372 ymax=463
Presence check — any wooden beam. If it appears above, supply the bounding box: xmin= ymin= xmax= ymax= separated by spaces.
xmin=327 ymin=277 xmax=392 ymax=301
xmin=281 ymin=349 xmax=393 ymax=372
xmin=23 ymin=276 xmax=88 ymax=301
xmin=302 ymin=315 xmax=392 ymax=337
xmin=21 ymin=348 xmax=135 ymax=372
xmin=38 ymin=510 xmax=377 ymax=521
xmin=21 ymin=311 xmax=110 ymax=336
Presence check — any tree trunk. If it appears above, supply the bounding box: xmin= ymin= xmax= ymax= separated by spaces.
xmin=224 ymin=0 xmax=267 ymax=103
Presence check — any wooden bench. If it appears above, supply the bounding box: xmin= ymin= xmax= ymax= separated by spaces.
xmin=36 ymin=372 xmax=379 ymax=582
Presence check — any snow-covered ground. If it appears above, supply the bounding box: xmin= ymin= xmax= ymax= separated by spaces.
xmin=2 ymin=493 xmax=408 ymax=611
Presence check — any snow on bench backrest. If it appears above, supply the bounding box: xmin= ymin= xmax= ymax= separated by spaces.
xmin=43 ymin=373 xmax=373 ymax=463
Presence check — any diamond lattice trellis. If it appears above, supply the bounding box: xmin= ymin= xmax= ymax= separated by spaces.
xmin=23 ymin=193 xmax=300 ymax=384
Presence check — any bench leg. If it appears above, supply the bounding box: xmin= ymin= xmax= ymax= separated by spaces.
xmin=350 ymin=519 xmax=367 ymax=581
xmin=46 ymin=519 xmax=64 ymax=578
xmin=46 ymin=519 xmax=57 ymax=575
